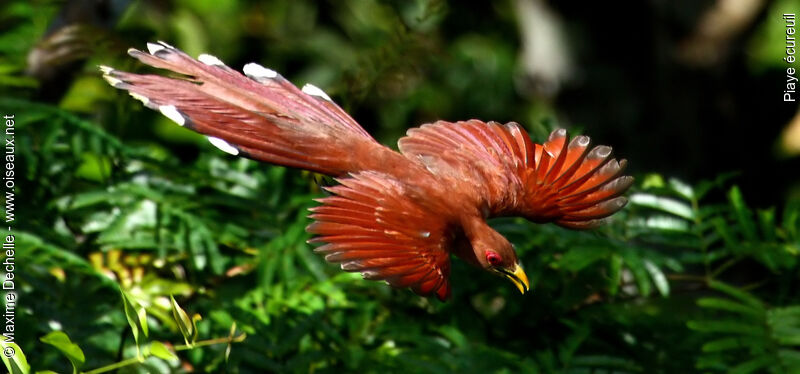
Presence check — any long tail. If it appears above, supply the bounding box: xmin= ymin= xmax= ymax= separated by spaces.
xmin=100 ymin=41 xmax=378 ymax=176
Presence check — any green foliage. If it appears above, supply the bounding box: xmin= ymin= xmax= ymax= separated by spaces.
xmin=39 ymin=331 xmax=85 ymax=373
xmin=2 ymin=0 xmax=799 ymax=373
xmin=9 ymin=93 xmax=800 ymax=372
xmin=688 ymin=281 xmax=800 ymax=373
xmin=0 ymin=342 xmax=29 ymax=374
xmin=121 ymin=290 xmax=149 ymax=359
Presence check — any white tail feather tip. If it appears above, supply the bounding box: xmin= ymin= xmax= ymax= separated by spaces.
xmin=243 ymin=63 xmax=277 ymax=79
xmin=147 ymin=42 xmax=165 ymax=55
xmin=207 ymin=137 xmax=240 ymax=155
xmin=102 ymin=75 xmax=122 ymax=87
xmin=198 ymin=53 xmax=225 ymax=66
xmin=159 ymin=105 xmax=185 ymax=126
xmin=129 ymin=92 xmax=149 ymax=105
xmin=302 ymin=83 xmax=332 ymax=101
xmin=157 ymin=40 xmax=175 ymax=49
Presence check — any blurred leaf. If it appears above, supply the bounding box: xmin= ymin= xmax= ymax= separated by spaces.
xmin=668 ymin=178 xmax=695 ymax=201
xmin=697 ymin=298 xmax=763 ymax=318
xmin=149 ymin=341 xmax=177 ymax=361
xmin=709 ymin=281 xmax=764 ymax=310
xmin=556 ymin=245 xmax=610 ymax=272
xmin=643 ymin=260 xmax=669 ymax=297
xmin=74 ymin=152 xmax=112 ymax=182
xmin=728 ymin=186 xmax=757 ymax=241
xmin=39 ymin=331 xmax=85 ymax=373
xmin=629 ymin=193 xmax=694 ymax=220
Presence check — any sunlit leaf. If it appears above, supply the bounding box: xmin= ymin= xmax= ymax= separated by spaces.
xmin=629 ymin=193 xmax=694 ymax=220
xmin=121 ymin=290 xmax=148 ymax=358
xmin=149 ymin=341 xmax=177 ymax=361
xmin=0 ymin=342 xmax=29 ymax=374
xmin=171 ymin=295 xmax=194 ymax=346
xmin=643 ymin=260 xmax=669 ymax=297
xmin=74 ymin=152 xmax=112 ymax=182
xmin=668 ymin=178 xmax=694 ymax=201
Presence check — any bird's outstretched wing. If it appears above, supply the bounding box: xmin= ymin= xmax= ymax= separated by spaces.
xmin=398 ymin=120 xmax=633 ymax=229
xmin=307 ymin=171 xmax=453 ymax=300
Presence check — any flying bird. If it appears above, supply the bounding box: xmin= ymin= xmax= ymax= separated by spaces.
xmin=100 ymin=41 xmax=633 ymax=300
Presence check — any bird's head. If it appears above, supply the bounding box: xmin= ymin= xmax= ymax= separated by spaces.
xmin=458 ymin=216 xmax=530 ymax=294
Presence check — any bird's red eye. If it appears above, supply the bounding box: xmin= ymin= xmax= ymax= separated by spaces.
xmin=486 ymin=251 xmax=502 ymax=266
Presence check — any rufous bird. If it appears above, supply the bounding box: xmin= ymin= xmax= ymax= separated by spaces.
xmin=101 ymin=42 xmax=633 ymax=300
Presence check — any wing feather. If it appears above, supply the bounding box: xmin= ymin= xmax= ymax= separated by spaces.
xmin=398 ymin=121 xmax=632 ymax=229
xmin=306 ymin=171 xmax=452 ymax=300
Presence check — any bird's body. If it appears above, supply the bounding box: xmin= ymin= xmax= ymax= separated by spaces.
xmin=102 ymin=42 xmax=633 ymax=300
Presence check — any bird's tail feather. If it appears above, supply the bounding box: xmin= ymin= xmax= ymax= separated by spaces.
xmin=101 ymin=41 xmax=377 ymax=176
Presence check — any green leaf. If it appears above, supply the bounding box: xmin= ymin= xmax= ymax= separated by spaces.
xmin=607 ymin=254 xmax=623 ymax=296
xmin=697 ymin=297 xmax=764 ymax=318
xmin=643 ymin=260 xmax=669 ymax=297
xmin=121 ymin=290 xmax=148 ymax=358
xmin=728 ymin=186 xmax=757 ymax=241
xmin=149 ymin=341 xmax=177 ymax=361
xmin=0 ymin=342 xmax=29 ymax=374
xmin=702 ymin=337 xmax=746 ymax=352
xmin=139 ymin=305 xmax=149 ymax=338
xmin=729 ymin=354 xmax=774 ymax=374
xmin=640 ymin=173 xmax=665 ymax=189
xmin=436 ymin=325 xmax=468 ymax=349
xmin=757 ymin=208 xmax=777 ymax=242
xmin=570 ymin=354 xmax=643 ymax=371
xmin=768 ymin=306 xmax=800 ymax=345
xmin=777 ymin=349 xmax=800 ymax=371
xmin=629 ymin=193 xmax=694 ymax=220
xmin=74 ymin=152 xmax=112 ymax=182
xmin=712 ymin=217 xmax=737 ymax=248
xmin=628 ymin=215 xmax=690 ymax=232
xmin=171 ymin=295 xmax=194 ymax=345
xmin=39 ymin=331 xmax=85 ymax=373
xmin=619 ymin=248 xmax=651 ymax=297
xmin=668 ymin=178 xmax=694 ymax=200
xmin=686 ymin=320 xmax=766 ymax=336
xmin=784 ymin=204 xmax=799 ymax=240
xmin=709 ymin=281 xmax=765 ymax=310
xmin=556 ymin=245 xmax=609 ymax=272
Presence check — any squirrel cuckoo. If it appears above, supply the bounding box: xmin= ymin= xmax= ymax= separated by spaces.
xmin=101 ymin=42 xmax=633 ymax=300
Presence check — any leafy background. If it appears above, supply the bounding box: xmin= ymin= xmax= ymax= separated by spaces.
xmin=3 ymin=0 xmax=800 ymax=373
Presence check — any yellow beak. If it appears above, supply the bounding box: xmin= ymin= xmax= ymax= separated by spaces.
xmin=500 ymin=263 xmax=530 ymax=294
